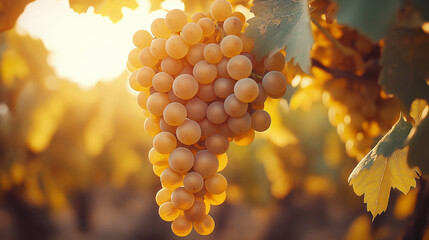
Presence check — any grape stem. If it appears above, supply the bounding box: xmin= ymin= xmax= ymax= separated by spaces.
xmin=311 ymin=58 xmax=371 ymax=81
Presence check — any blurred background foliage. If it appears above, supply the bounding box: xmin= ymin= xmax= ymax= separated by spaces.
xmin=0 ymin=0 xmax=427 ymax=239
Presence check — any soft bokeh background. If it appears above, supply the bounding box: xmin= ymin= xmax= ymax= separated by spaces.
xmin=0 ymin=0 xmax=426 ymax=239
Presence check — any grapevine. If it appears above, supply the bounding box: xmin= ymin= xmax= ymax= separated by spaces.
xmin=127 ymin=0 xmax=287 ymax=236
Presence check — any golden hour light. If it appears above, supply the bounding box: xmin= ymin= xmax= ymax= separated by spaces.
xmin=1 ymin=0 xmax=428 ymax=239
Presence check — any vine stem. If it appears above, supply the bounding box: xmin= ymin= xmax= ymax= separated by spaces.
xmin=311 ymin=58 xmax=371 ymax=81
xmin=310 ymin=17 xmax=356 ymax=56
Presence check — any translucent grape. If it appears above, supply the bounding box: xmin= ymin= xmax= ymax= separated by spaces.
xmin=251 ymin=110 xmax=271 ymax=132
xmin=150 ymin=38 xmax=168 ymax=59
xmin=194 ymin=150 xmax=219 ymax=178
xmin=183 ymin=172 xmax=204 ymax=193
xmin=186 ymin=43 xmax=206 ymax=66
xmin=234 ymin=128 xmax=255 ymax=146
xmin=152 ymin=72 xmax=173 ymax=93
xmin=205 ymin=134 xmax=229 ymax=155
xmin=218 ymin=122 xmax=236 ymax=138
xmin=181 ymin=22 xmax=203 ymax=45
xmin=216 ymin=58 xmax=231 ymax=78
xmin=262 ymin=71 xmax=287 ymax=96
xmin=163 ymin=102 xmax=187 ymax=127
xmin=192 ymin=12 xmax=206 ymax=23
xmin=220 ymin=35 xmax=243 ymax=58
xmin=199 ymin=118 xmax=217 ymax=137
xmin=227 ymin=55 xmax=252 ymax=80
xmin=166 ymin=35 xmax=189 ymax=59
xmin=171 ymin=187 xmax=195 ymax=210
xmin=165 ymin=9 xmax=188 ymax=32
xmin=251 ymin=84 xmax=267 ymax=106
xmin=159 ymin=202 xmax=180 ymax=221
xmin=214 ymin=78 xmax=235 ymax=99
xmin=160 ymin=168 xmax=183 ymax=189
xmin=217 ymin=153 xmax=228 ymax=172
xmin=161 ymin=56 xmax=182 ymax=76
xmin=185 ymin=98 xmax=208 ymax=122
xmin=264 ymin=51 xmax=285 ymax=71
xmin=133 ymin=30 xmax=153 ymax=48
xmin=197 ymin=83 xmax=217 ymax=102
xmin=169 ymin=147 xmax=194 ymax=173
xmin=234 ymin=78 xmax=259 ymax=103
xmin=139 ymin=47 xmax=159 ymax=67
xmin=151 ymin=18 xmax=171 ymax=39
xmin=193 ymin=60 xmax=217 ymax=84
xmin=206 ymin=101 xmax=228 ymax=124
xmin=153 ymin=132 xmax=177 ymax=154
xmin=172 ymin=74 xmax=199 ymax=100
xmin=205 ymin=191 xmax=226 ymax=205
xmin=197 ymin=18 xmax=216 ymax=37
xmin=176 ymin=119 xmax=201 ymax=145
xmin=136 ymin=66 xmax=155 ymax=88
xmin=194 ymin=215 xmax=215 ymax=235
xmin=205 ymin=173 xmax=227 ymax=194
xmin=210 ymin=0 xmax=232 ymax=21
xmin=223 ymin=16 xmax=242 ymax=35
xmin=129 ymin=71 xmax=144 ymax=91
xmin=240 ymin=33 xmax=255 ymax=53
xmin=146 ymin=92 xmax=170 ymax=116
xmin=184 ymin=199 xmax=206 ymax=222
xmin=224 ymin=94 xmax=248 ymax=117
xmin=144 ymin=116 xmax=161 ymax=136
xmin=171 ymin=215 xmax=193 ymax=237
xmin=156 ymin=188 xmax=173 ymax=206
xmin=128 ymin=48 xmax=142 ymax=68
xmin=231 ymin=11 xmax=246 ymax=24
xmin=148 ymin=147 xmax=168 ymax=166
xmin=160 ymin=117 xmax=177 ymax=135
xmin=203 ymin=43 xmax=223 ymax=64
xmin=228 ymin=112 xmax=251 ymax=134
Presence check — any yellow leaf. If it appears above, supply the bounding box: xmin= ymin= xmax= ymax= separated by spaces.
xmin=69 ymin=0 xmax=138 ymax=23
xmin=349 ymin=146 xmax=419 ymax=219
xmin=409 ymin=99 xmax=428 ymax=124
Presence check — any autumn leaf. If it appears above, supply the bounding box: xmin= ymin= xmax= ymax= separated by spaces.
xmin=69 ymin=0 xmax=138 ymax=23
xmin=379 ymin=28 xmax=429 ymax=113
xmin=246 ymin=0 xmax=314 ymax=73
xmin=0 ymin=0 xmax=35 ymax=32
xmin=348 ymin=117 xmax=419 ymax=219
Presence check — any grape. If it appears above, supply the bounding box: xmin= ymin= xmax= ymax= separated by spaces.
xmin=198 ymin=17 xmax=216 ymax=37
xmin=264 ymin=51 xmax=285 ymax=71
xmin=184 ymin=199 xmax=206 ymax=222
xmin=151 ymin=18 xmax=171 ymax=39
xmin=251 ymin=84 xmax=267 ymax=106
xmin=127 ymin=61 xmax=138 ymax=72
xmin=220 ymin=35 xmax=243 ymax=58
xmin=199 ymin=118 xmax=217 ymax=137
xmin=155 ymin=188 xmax=173 ymax=206
xmin=176 ymin=119 xmax=201 ymax=145
xmin=153 ymin=165 xmax=168 ymax=176
xmin=139 ymin=47 xmax=159 ymax=67
xmin=205 ymin=134 xmax=229 ymax=155
xmin=144 ymin=116 xmax=161 ymax=136
xmin=227 ymin=55 xmax=252 ymax=80
xmin=149 ymin=38 xmax=168 ymax=59
xmin=206 ymin=101 xmax=227 ymax=124
xmin=210 ymin=0 xmax=232 ymax=21
xmin=183 ymin=172 xmax=204 ymax=193
xmin=159 ymin=202 xmax=180 ymax=221
xmin=218 ymin=122 xmax=236 ymax=138
xmin=152 ymin=72 xmax=173 ymax=93
xmin=136 ymin=66 xmax=155 ymax=88
xmin=129 ymin=71 xmax=144 ymax=91
xmin=187 ymin=43 xmax=206 ymax=66
xmin=203 ymin=43 xmax=223 ymax=64
xmin=262 ymin=71 xmax=287 ymax=96
xmin=181 ymin=22 xmax=203 ymax=45
xmin=171 ymin=187 xmax=195 ymax=210
xmin=192 ymin=12 xmax=206 ymax=23
xmin=214 ymin=78 xmax=235 ymax=99
xmin=177 ymin=62 xmax=193 ymax=76
xmin=160 ymin=57 xmax=182 ymax=76
xmin=165 ymin=9 xmax=188 ymax=32
xmin=205 ymin=173 xmax=227 ymax=194
xmin=163 ymin=102 xmax=187 ymax=126
xmin=194 ymin=214 xmax=215 ymax=235
xmin=251 ymin=110 xmax=271 ymax=132
xmin=217 ymin=153 xmax=228 ymax=172
xmin=228 ymin=112 xmax=251 ymax=134
xmin=133 ymin=30 xmax=153 ymax=49
xmin=166 ymin=35 xmax=189 ymax=59
xmin=153 ymin=132 xmax=177 ymax=154
xmin=205 ymin=191 xmax=226 ymax=205
xmin=197 ymin=83 xmax=217 ymax=102
xmin=231 ymin=11 xmax=246 ymax=24
xmin=240 ymin=33 xmax=255 ymax=53
xmin=146 ymin=92 xmax=170 ymax=116
xmin=128 ymin=48 xmax=142 ymax=68
xmin=160 ymin=117 xmax=177 ymax=134
xmin=216 ymin=58 xmax=231 ymax=78
xmin=167 ymin=90 xmax=187 ymax=105
xmin=169 ymin=147 xmax=194 ymax=173
xmin=194 ymin=150 xmax=219 ymax=178
xmin=234 ymin=78 xmax=259 ymax=103
xmin=149 ymin=147 xmax=168 ymax=166
xmin=185 ymin=98 xmax=208 ymax=122
xmin=160 ymin=168 xmax=183 ymax=189
xmin=224 ymin=94 xmax=248 ymax=117
xmin=171 ymin=215 xmax=193 ymax=237
xmin=223 ymin=16 xmax=243 ymax=35
xmin=172 ymin=74 xmax=199 ymax=100
xmin=234 ymin=128 xmax=255 ymax=146
xmin=193 ymin=60 xmax=217 ymax=84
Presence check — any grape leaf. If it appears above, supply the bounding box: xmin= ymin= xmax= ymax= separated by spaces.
xmin=0 ymin=0 xmax=35 ymax=32
xmin=246 ymin=0 xmax=314 ymax=73
xmin=379 ymin=28 xmax=429 ymax=113
xmin=335 ymin=0 xmax=401 ymax=42
xmin=414 ymin=0 xmax=429 ymax=21
xmin=348 ymin=117 xmax=419 ymax=219
xmin=407 ymin=100 xmax=429 ymax=174
xmin=69 ymin=0 xmax=138 ymax=23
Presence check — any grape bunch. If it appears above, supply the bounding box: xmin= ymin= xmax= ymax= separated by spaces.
xmin=127 ymin=0 xmax=287 ymax=236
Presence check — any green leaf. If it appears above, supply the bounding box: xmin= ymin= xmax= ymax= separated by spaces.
xmin=246 ymin=0 xmax=314 ymax=73
xmin=335 ymin=0 xmax=401 ymax=42
xmin=349 ymin=117 xmax=412 ymax=174
xmin=379 ymin=28 xmax=429 ymax=113
xmin=408 ymin=114 xmax=429 ymax=174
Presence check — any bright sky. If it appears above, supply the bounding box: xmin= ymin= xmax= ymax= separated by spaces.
xmin=16 ymin=0 xmax=184 ymax=89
